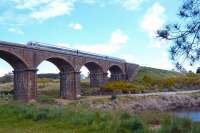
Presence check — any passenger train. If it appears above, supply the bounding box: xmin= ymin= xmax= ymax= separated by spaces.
xmin=27 ymin=41 xmax=125 ymax=62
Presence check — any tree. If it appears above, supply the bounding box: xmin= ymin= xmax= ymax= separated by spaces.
xmin=0 ymin=73 xmax=13 ymax=83
xmin=157 ymin=0 xmax=200 ymax=70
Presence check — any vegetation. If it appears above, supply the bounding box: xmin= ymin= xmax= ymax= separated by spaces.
xmin=136 ymin=66 xmax=182 ymax=81
xmin=0 ymin=73 xmax=13 ymax=83
xmin=0 ymin=99 xmax=199 ymax=133
xmin=102 ymin=70 xmax=200 ymax=94
xmin=0 ymin=67 xmax=199 ymax=132
xmin=103 ymin=80 xmax=145 ymax=94
xmin=1 ymin=67 xmax=200 ymax=97
xmin=157 ymin=0 xmax=200 ymax=70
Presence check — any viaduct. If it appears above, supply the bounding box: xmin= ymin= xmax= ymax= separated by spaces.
xmin=0 ymin=41 xmax=139 ymax=102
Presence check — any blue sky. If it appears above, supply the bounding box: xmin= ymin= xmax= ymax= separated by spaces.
xmin=0 ymin=0 xmax=198 ymax=76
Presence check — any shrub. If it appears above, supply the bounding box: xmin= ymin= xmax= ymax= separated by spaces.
xmin=121 ymin=117 xmax=146 ymax=133
xmin=103 ymin=81 xmax=143 ymax=93
xmin=34 ymin=108 xmax=49 ymax=121
xmin=160 ymin=77 xmax=176 ymax=89
xmin=134 ymin=73 xmax=200 ymax=92
xmin=143 ymin=75 xmax=157 ymax=86
xmin=0 ymin=73 xmax=13 ymax=83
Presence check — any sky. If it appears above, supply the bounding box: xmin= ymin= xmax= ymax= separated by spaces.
xmin=0 ymin=0 xmax=198 ymax=76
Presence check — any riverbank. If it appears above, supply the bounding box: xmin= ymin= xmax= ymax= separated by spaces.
xmin=56 ymin=90 xmax=200 ymax=112
xmin=1 ymin=90 xmax=200 ymax=132
xmin=0 ymin=98 xmax=200 ymax=133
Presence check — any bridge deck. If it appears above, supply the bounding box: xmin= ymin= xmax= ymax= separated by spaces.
xmin=0 ymin=40 xmax=126 ymax=63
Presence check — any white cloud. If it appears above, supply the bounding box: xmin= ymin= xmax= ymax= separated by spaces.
xmin=119 ymin=0 xmax=146 ymax=10
xmin=8 ymin=27 xmax=24 ymax=35
xmin=55 ymin=30 xmax=129 ymax=75
xmin=12 ymin=0 xmax=52 ymax=9
xmin=110 ymin=29 xmax=128 ymax=44
xmin=73 ymin=29 xmax=128 ymax=54
xmin=141 ymin=2 xmax=167 ymax=48
xmin=10 ymin=0 xmax=74 ymax=21
xmin=141 ymin=2 xmax=165 ymax=37
xmin=1 ymin=0 xmax=146 ymax=26
xmin=56 ymin=29 xmax=128 ymax=55
xmin=31 ymin=0 xmax=74 ymax=21
xmin=69 ymin=23 xmax=83 ymax=30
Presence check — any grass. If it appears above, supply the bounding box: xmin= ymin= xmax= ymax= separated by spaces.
xmin=0 ymin=99 xmax=199 ymax=133
xmin=0 ymin=67 xmax=199 ymax=132
xmin=0 ymin=100 xmax=144 ymax=133
xmin=136 ymin=66 xmax=182 ymax=81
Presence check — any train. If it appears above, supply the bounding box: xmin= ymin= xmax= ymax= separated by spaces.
xmin=26 ymin=41 xmax=126 ymax=62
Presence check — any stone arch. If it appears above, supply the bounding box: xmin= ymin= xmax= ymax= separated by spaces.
xmin=36 ymin=57 xmax=77 ymax=99
xmin=80 ymin=61 xmax=105 ymax=87
xmin=108 ymin=64 xmax=125 ymax=81
xmin=0 ymin=50 xmax=29 ymax=70
xmin=36 ymin=56 xmax=75 ymax=72
xmin=83 ymin=61 xmax=103 ymax=73
xmin=0 ymin=50 xmax=35 ymax=101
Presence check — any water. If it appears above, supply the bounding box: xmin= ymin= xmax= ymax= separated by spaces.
xmin=176 ymin=111 xmax=200 ymax=122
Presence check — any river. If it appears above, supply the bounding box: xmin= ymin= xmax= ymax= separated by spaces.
xmin=176 ymin=111 xmax=200 ymax=122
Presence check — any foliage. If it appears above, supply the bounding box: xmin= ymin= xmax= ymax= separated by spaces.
xmin=0 ymin=73 xmax=13 ymax=83
xmin=38 ymin=73 xmax=59 ymax=79
xmin=136 ymin=67 xmax=181 ymax=81
xmin=103 ymin=80 xmax=145 ymax=93
xmin=158 ymin=116 xmax=194 ymax=133
xmin=0 ymin=101 xmax=200 ymax=133
xmin=0 ymin=101 xmax=149 ymax=133
xmin=103 ymin=71 xmax=200 ymax=93
xmin=157 ymin=0 xmax=200 ymax=70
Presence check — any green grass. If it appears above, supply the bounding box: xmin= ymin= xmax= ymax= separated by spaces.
xmin=0 ymin=100 xmax=147 ymax=133
xmin=136 ymin=66 xmax=182 ymax=81
xmin=0 ymin=99 xmax=199 ymax=133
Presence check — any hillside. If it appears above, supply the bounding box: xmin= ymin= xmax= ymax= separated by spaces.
xmin=135 ymin=66 xmax=182 ymax=80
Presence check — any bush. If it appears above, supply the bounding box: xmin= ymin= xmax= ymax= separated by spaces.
xmin=143 ymin=75 xmax=156 ymax=85
xmin=120 ymin=117 xmax=146 ymax=133
xmin=160 ymin=78 xmax=176 ymax=89
xmin=0 ymin=73 xmax=13 ymax=83
xmin=103 ymin=81 xmax=143 ymax=93
xmin=128 ymin=117 xmax=144 ymax=132
xmin=34 ymin=108 xmax=49 ymax=121
xmin=134 ymin=73 xmax=200 ymax=92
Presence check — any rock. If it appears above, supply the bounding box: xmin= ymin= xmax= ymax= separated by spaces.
xmin=88 ymin=94 xmax=200 ymax=112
